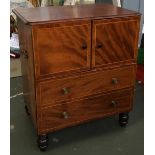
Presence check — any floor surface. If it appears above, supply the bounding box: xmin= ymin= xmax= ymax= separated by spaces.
xmin=10 ymin=58 xmax=21 ymax=78
xmin=10 ymin=77 xmax=144 ymax=155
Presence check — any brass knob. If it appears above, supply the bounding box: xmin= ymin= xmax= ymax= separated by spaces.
xmin=62 ymin=111 xmax=69 ymax=119
xmin=111 ymin=100 xmax=117 ymax=107
xmin=62 ymin=87 xmax=70 ymax=95
xmin=112 ymin=78 xmax=118 ymax=84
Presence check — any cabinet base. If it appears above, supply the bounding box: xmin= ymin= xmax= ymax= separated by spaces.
xmin=37 ymin=113 xmax=130 ymax=151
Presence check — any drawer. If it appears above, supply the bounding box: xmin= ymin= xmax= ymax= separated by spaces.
xmin=38 ymin=88 xmax=133 ymax=133
xmin=37 ymin=65 xmax=135 ymax=107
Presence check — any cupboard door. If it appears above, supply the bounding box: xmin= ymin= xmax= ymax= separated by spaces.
xmin=92 ymin=17 xmax=140 ymax=68
xmin=33 ymin=20 xmax=91 ymax=78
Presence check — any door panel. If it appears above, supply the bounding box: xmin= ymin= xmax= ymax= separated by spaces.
xmin=33 ymin=20 xmax=91 ymax=78
xmin=92 ymin=17 xmax=140 ymax=68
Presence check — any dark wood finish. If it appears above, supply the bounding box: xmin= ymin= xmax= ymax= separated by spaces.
xmin=32 ymin=20 xmax=91 ymax=78
xmin=37 ymin=65 xmax=135 ymax=107
xmin=119 ymin=112 xmax=129 ymax=127
xmin=38 ymin=88 xmax=133 ymax=133
xmin=13 ymin=3 xmax=140 ymax=24
xmin=37 ymin=134 xmax=48 ymax=151
xmin=92 ymin=16 xmax=140 ymax=68
xmin=13 ymin=4 xmax=140 ymax=150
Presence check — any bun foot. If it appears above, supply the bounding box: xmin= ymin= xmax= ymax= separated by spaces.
xmin=119 ymin=112 xmax=129 ymax=127
xmin=37 ymin=134 xmax=48 ymax=151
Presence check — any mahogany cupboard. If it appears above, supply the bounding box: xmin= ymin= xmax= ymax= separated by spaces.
xmin=13 ymin=3 xmax=140 ymax=151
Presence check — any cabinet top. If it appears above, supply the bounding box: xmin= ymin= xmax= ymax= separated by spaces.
xmin=13 ymin=3 xmax=140 ymax=25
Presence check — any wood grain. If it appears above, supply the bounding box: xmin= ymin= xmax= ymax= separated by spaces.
xmin=92 ymin=16 xmax=140 ymax=68
xmin=15 ymin=4 xmax=140 ymax=138
xmin=38 ymin=88 xmax=133 ymax=134
xmin=12 ymin=3 xmax=140 ymax=24
xmin=37 ymin=65 xmax=136 ymax=107
xmin=32 ymin=20 xmax=91 ymax=79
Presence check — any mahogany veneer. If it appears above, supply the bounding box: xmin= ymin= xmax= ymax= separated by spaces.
xmin=13 ymin=3 xmax=140 ymax=151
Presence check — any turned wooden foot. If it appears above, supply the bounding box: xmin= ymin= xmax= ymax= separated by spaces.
xmin=37 ymin=134 xmax=48 ymax=151
xmin=119 ymin=112 xmax=129 ymax=127
xmin=24 ymin=105 xmax=30 ymax=116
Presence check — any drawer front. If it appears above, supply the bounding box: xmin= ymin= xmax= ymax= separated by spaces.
xmin=37 ymin=65 xmax=136 ymax=107
xmin=38 ymin=88 xmax=133 ymax=133
xmin=33 ymin=20 xmax=91 ymax=79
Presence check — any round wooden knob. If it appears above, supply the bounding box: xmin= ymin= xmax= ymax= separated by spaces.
xmin=82 ymin=43 xmax=87 ymax=50
xmin=112 ymin=78 xmax=118 ymax=84
xmin=96 ymin=43 xmax=103 ymax=48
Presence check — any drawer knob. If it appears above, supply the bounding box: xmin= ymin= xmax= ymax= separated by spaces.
xmin=82 ymin=43 xmax=87 ymax=50
xmin=111 ymin=100 xmax=117 ymax=107
xmin=62 ymin=111 xmax=69 ymax=119
xmin=62 ymin=87 xmax=70 ymax=95
xmin=112 ymin=78 xmax=118 ymax=84
xmin=96 ymin=43 xmax=103 ymax=48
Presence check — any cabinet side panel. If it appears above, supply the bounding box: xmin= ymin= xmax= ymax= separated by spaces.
xmin=17 ymin=18 xmax=37 ymax=128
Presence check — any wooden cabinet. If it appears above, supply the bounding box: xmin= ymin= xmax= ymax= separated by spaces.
xmin=13 ymin=3 xmax=140 ymax=151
